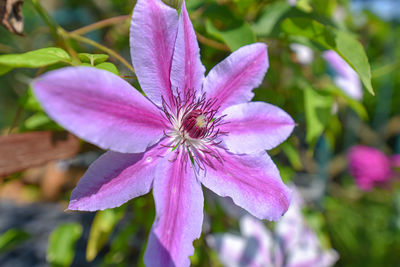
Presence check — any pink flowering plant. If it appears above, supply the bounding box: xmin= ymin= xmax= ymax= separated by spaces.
xmin=3 ymin=0 xmax=396 ymax=265
xmin=31 ymin=0 xmax=294 ymax=265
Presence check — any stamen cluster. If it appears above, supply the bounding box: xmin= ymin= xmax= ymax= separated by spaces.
xmin=161 ymin=90 xmax=227 ymax=169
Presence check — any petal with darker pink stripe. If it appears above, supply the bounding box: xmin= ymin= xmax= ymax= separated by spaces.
xmin=220 ymin=102 xmax=295 ymax=154
xmin=170 ymin=1 xmax=205 ymax=99
xmin=144 ymin=151 xmax=204 ymax=267
xmin=130 ymin=0 xmax=178 ymax=106
xmin=198 ymin=148 xmax=291 ymax=221
xmin=203 ymin=43 xmax=269 ymax=112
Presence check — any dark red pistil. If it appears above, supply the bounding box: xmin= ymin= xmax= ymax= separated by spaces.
xmin=181 ymin=109 xmax=208 ymax=139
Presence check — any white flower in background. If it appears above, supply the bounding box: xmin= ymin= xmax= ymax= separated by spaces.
xmin=290 ymin=44 xmax=314 ymax=65
xmin=323 ymin=50 xmax=363 ymax=101
xmin=207 ymin=187 xmax=338 ymax=267
xmin=288 ymin=0 xmax=297 ymax=6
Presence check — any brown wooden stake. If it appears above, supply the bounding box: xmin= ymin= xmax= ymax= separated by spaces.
xmin=0 ymin=131 xmax=80 ymax=177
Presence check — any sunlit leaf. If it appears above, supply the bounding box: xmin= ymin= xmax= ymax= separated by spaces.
xmin=0 ymin=47 xmax=71 ymax=75
xmin=281 ymin=141 xmax=303 ymax=170
xmin=304 ymin=86 xmax=334 ymax=145
xmin=47 ymin=223 xmax=82 ymax=267
xmin=95 ymin=62 xmax=119 ymax=76
xmin=19 ymin=86 xmax=42 ymax=111
xmin=22 ymin=112 xmax=62 ymax=131
xmin=252 ymin=1 xmax=291 ymax=36
xmin=325 ymin=86 xmax=369 ymax=120
xmin=281 ymin=17 xmax=374 ymax=95
xmin=86 ymin=206 xmax=126 ymax=262
xmin=206 ymin=19 xmax=256 ymax=51
xmin=78 ymin=53 xmax=109 ymax=65
xmin=0 ymin=229 xmax=30 ymax=253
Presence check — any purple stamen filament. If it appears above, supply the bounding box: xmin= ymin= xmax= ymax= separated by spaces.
xmin=161 ymin=90 xmax=228 ymax=170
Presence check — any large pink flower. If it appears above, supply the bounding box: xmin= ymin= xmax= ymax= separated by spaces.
xmin=32 ymin=0 xmax=294 ymax=265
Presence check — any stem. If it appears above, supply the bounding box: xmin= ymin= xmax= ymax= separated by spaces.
xmin=71 ymin=15 xmax=130 ymax=35
xmin=66 ymin=32 xmax=135 ymax=74
xmin=30 ymin=0 xmax=60 ymax=40
xmin=372 ymin=62 xmax=399 ymax=78
xmin=7 ymin=107 xmax=23 ymax=135
xmin=195 ymin=32 xmax=230 ymax=52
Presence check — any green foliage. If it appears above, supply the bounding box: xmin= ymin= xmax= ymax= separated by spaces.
xmin=252 ymin=1 xmax=291 ymax=36
xmin=0 ymin=47 xmax=71 ymax=75
xmin=281 ymin=17 xmax=374 ymax=95
xmin=281 ymin=141 xmax=303 ymax=171
xmin=47 ymin=223 xmax=83 ymax=267
xmin=86 ymin=206 xmax=126 ymax=262
xmin=0 ymin=229 xmax=30 ymax=253
xmin=304 ymin=86 xmax=334 ymax=145
xmin=78 ymin=53 xmax=109 ymax=65
xmin=95 ymin=62 xmax=119 ymax=75
xmin=325 ymin=187 xmax=400 ymax=266
xmin=19 ymin=86 xmax=42 ymax=112
xmin=206 ymin=19 xmax=256 ymax=51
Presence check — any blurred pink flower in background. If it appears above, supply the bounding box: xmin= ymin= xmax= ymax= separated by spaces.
xmin=348 ymin=145 xmax=399 ymax=191
xmin=207 ymin=187 xmax=338 ymax=267
xmin=323 ymin=50 xmax=363 ymax=101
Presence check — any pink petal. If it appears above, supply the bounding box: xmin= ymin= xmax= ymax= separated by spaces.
xmin=68 ymin=144 xmax=168 ymax=211
xmin=32 ymin=67 xmax=167 ymax=153
xmin=145 ymin=151 xmax=204 ymax=267
xmin=130 ymin=0 xmax=179 ymax=106
xmin=348 ymin=145 xmax=393 ymax=191
xmin=239 ymin=216 xmax=275 ymax=265
xmin=220 ymin=102 xmax=295 ymax=154
xmin=323 ymin=50 xmax=363 ymax=100
xmin=203 ymin=43 xmax=269 ymax=112
xmin=198 ymin=148 xmax=291 ymax=221
xmin=170 ymin=1 xmax=205 ymax=99
xmin=206 ymin=234 xmax=247 ymax=266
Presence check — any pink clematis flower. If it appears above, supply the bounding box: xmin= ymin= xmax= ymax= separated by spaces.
xmin=348 ymin=145 xmax=396 ymax=191
xmin=32 ymin=0 xmax=294 ymax=265
xmin=207 ymin=187 xmax=338 ymax=267
xmin=323 ymin=50 xmax=363 ymax=101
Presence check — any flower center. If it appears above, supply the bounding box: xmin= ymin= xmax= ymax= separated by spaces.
xmin=181 ymin=109 xmax=208 ymax=139
xmin=161 ymin=91 xmax=228 ymax=169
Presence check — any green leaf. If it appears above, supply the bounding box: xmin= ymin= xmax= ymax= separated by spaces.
xmin=86 ymin=207 xmax=125 ymax=262
xmin=0 ymin=48 xmax=71 ymax=75
xmin=0 ymin=229 xmax=30 ymax=253
xmin=78 ymin=53 xmax=109 ymax=65
xmin=304 ymin=86 xmax=334 ymax=145
xmin=22 ymin=112 xmax=62 ymax=131
xmin=206 ymin=19 xmax=256 ymax=51
xmin=19 ymin=86 xmax=42 ymax=111
xmin=0 ymin=65 xmax=13 ymax=75
xmin=281 ymin=17 xmax=374 ymax=95
xmin=95 ymin=62 xmax=119 ymax=76
xmin=252 ymin=1 xmax=291 ymax=36
xmin=325 ymin=86 xmax=369 ymax=120
xmin=281 ymin=141 xmax=303 ymax=170
xmin=310 ymin=0 xmax=337 ymax=16
xmin=47 ymin=223 xmax=82 ymax=267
